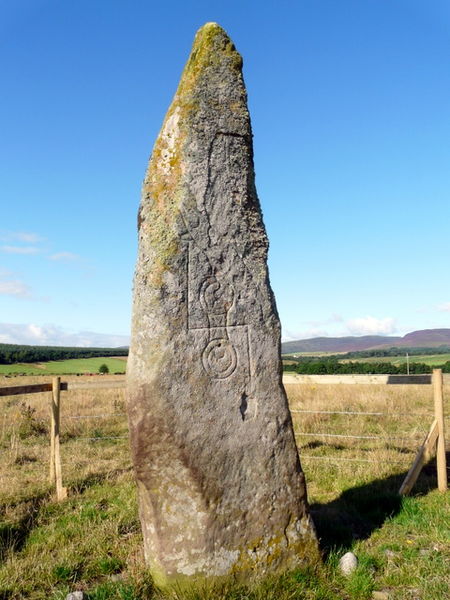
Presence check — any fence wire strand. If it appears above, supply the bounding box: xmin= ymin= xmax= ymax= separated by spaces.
xmin=290 ymin=409 xmax=434 ymax=417
xmin=294 ymin=431 xmax=424 ymax=442
xmin=76 ymin=436 xmax=128 ymax=441
xmin=300 ymin=454 xmax=413 ymax=465
xmin=63 ymin=413 xmax=126 ymax=420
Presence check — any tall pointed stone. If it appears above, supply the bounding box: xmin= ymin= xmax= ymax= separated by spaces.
xmin=127 ymin=23 xmax=318 ymax=585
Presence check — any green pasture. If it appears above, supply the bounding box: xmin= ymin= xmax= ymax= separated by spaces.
xmin=0 ymin=357 xmax=127 ymax=376
xmin=283 ymin=352 xmax=346 ymax=358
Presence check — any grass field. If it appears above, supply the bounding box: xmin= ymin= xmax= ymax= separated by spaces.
xmin=0 ymin=357 xmax=127 ymax=376
xmin=0 ymin=377 xmax=448 ymax=599
xmin=283 ymin=352 xmax=346 ymax=358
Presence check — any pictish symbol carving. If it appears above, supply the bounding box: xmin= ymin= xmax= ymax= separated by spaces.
xmin=202 ymin=337 xmax=237 ymax=379
xmin=200 ymin=276 xmax=235 ymax=317
xmin=182 ymin=242 xmax=252 ymax=381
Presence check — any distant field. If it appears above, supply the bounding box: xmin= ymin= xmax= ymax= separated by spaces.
xmin=341 ymin=353 xmax=450 ymax=366
xmin=283 ymin=351 xmax=346 ymax=358
xmin=0 ymin=356 xmax=127 ymax=375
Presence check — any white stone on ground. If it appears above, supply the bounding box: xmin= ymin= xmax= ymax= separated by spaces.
xmin=339 ymin=551 xmax=358 ymax=575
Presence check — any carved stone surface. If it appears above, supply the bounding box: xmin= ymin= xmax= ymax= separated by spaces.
xmin=126 ymin=22 xmax=319 ymax=585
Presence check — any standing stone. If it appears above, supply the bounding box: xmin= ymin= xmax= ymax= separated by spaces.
xmin=127 ymin=22 xmax=318 ymax=585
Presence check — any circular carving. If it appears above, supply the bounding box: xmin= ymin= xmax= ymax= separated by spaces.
xmin=202 ymin=338 xmax=237 ymax=379
xmin=200 ymin=277 xmax=234 ymax=316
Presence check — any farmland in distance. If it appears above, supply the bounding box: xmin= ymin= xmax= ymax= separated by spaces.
xmin=0 ymin=356 xmax=127 ymax=376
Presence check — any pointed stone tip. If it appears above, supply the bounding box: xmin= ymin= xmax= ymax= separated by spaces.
xmin=192 ymin=21 xmax=235 ymax=49
xmin=196 ymin=22 xmax=227 ymax=37
xmin=200 ymin=21 xmax=221 ymax=30
xmin=183 ymin=21 xmax=242 ymax=81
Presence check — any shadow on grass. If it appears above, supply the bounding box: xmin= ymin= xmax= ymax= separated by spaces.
xmin=0 ymin=466 xmax=133 ymax=562
xmin=309 ymin=451 xmax=447 ymax=556
xmin=68 ymin=465 xmax=133 ymax=495
xmin=0 ymin=491 xmax=50 ymax=560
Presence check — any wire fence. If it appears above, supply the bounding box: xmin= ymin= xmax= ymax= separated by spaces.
xmin=288 ymin=370 xmax=448 ymax=494
xmin=0 ymin=372 xmax=448 ymax=501
xmin=290 ymin=408 xmax=435 ymax=417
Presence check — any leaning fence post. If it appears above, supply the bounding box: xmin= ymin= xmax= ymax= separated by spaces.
xmin=50 ymin=377 xmax=67 ymax=500
xmin=433 ymin=369 xmax=447 ymax=492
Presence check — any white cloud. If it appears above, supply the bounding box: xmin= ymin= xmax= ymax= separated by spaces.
xmin=437 ymin=302 xmax=450 ymax=312
xmin=48 ymin=251 xmax=80 ymax=261
xmin=13 ymin=232 xmax=45 ymax=243
xmin=0 ymin=280 xmax=32 ymax=298
xmin=346 ymin=316 xmax=397 ymax=336
xmin=1 ymin=245 xmax=41 ymax=255
xmin=0 ymin=322 xmax=130 ymax=347
xmin=0 ymin=231 xmax=45 ymax=243
xmin=283 ymin=327 xmax=329 ymax=342
xmin=282 ymin=314 xmax=344 ymax=342
xmin=0 ymin=269 xmax=33 ymax=299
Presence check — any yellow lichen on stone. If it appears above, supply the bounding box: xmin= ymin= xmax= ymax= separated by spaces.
xmin=177 ymin=22 xmax=243 ymax=96
xmin=140 ymin=23 xmax=243 ymax=286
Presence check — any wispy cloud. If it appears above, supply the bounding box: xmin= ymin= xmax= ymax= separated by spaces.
xmin=345 ymin=316 xmax=397 ymax=336
xmin=282 ymin=314 xmax=344 ymax=341
xmin=0 ymin=231 xmax=45 ymax=244
xmin=13 ymin=232 xmax=45 ymax=243
xmin=0 ymin=268 xmax=34 ymax=299
xmin=437 ymin=302 xmax=450 ymax=312
xmin=1 ymin=245 xmax=41 ymax=255
xmin=48 ymin=251 xmax=80 ymax=262
xmin=0 ymin=231 xmax=46 ymax=256
xmin=0 ymin=279 xmax=32 ymax=299
xmin=282 ymin=327 xmax=329 ymax=342
xmin=0 ymin=322 xmax=129 ymax=347
xmin=283 ymin=314 xmax=399 ymax=341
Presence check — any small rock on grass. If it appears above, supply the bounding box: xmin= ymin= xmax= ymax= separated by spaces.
xmin=372 ymin=592 xmax=390 ymax=600
xmin=339 ymin=551 xmax=358 ymax=575
xmin=66 ymin=592 xmax=86 ymax=600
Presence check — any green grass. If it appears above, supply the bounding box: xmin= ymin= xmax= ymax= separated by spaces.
xmin=0 ymin=357 xmax=127 ymax=376
xmin=0 ymin=380 xmax=448 ymax=599
xmin=1 ymin=476 xmax=447 ymax=599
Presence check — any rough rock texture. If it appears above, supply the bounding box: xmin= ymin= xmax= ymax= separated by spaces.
xmin=127 ymin=22 xmax=318 ymax=586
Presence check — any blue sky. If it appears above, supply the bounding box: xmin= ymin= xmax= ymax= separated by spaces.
xmin=1 ymin=0 xmax=450 ymax=346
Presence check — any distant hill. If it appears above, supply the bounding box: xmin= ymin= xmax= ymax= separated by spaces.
xmin=398 ymin=329 xmax=450 ymax=348
xmin=282 ymin=328 xmax=450 ymax=354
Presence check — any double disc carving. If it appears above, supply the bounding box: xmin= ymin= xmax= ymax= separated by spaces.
xmin=202 ymin=337 xmax=237 ymax=379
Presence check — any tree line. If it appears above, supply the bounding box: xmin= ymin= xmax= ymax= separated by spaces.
xmin=343 ymin=346 xmax=450 ymax=359
xmin=0 ymin=343 xmax=128 ymax=365
xmin=284 ymin=346 xmax=450 ymax=363
xmin=283 ymin=359 xmax=450 ymax=375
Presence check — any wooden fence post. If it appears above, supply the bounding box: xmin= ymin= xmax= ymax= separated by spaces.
xmin=433 ymin=369 xmax=447 ymax=492
xmin=49 ymin=388 xmax=55 ymax=484
xmin=399 ymin=420 xmax=439 ymax=495
xmin=50 ymin=377 xmax=67 ymax=501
